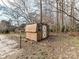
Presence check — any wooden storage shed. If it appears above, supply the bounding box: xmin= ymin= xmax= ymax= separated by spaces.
xmin=25 ymin=23 xmax=48 ymax=41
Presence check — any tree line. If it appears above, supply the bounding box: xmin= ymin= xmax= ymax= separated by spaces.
xmin=0 ymin=0 xmax=79 ymax=32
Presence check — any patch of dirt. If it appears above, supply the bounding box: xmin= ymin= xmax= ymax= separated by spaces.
xmin=0 ymin=35 xmax=19 ymax=59
xmin=1 ymin=33 xmax=79 ymax=59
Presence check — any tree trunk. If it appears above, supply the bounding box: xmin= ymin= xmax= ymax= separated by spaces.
xmin=56 ymin=0 xmax=59 ymax=32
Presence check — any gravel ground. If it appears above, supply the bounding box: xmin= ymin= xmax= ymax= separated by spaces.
xmin=0 ymin=33 xmax=79 ymax=59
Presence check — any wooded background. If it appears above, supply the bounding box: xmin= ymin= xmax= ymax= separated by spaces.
xmin=0 ymin=0 xmax=79 ymax=33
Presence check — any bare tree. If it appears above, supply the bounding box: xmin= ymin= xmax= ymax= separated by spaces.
xmin=1 ymin=0 xmax=79 ymax=32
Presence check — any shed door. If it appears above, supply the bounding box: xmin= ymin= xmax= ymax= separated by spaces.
xmin=42 ymin=25 xmax=47 ymax=39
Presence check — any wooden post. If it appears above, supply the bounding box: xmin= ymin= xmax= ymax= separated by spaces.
xmin=20 ymin=31 xmax=22 ymax=49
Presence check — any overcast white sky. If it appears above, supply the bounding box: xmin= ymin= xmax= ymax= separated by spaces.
xmin=0 ymin=0 xmax=4 ymax=5
xmin=0 ymin=0 xmax=8 ymax=5
xmin=0 ymin=0 xmax=9 ymax=20
xmin=0 ymin=0 xmax=79 ymax=21
xmin=0 ymin=0 xmax=14 ymax=5
xmin=0 ymin=0 xmax=35 ymax=21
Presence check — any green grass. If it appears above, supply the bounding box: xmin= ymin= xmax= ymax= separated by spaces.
xmin=60 ymin=35 xmax=79 ymax=47
xmin=70 ymin=37 xmax=79 ymax=47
